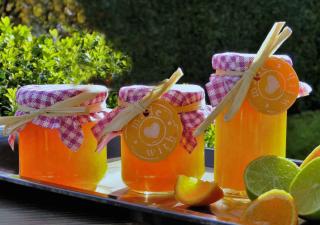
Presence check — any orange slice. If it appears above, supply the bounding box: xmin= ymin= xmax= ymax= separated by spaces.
xmin=174 ymin=175 xmax=224 ymax=206
xmin=300 ymin=144 xmax=320 ymax=168
xmin=241 ymin=189 xmax=298 ymax=225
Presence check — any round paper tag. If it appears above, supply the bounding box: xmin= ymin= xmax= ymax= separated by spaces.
xmin=123 ymin=99 xmax=182 ymax=162
xmin=248 ymin=57 xmax=299 ymax=114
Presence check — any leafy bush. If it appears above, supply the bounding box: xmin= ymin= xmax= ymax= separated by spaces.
xmin=0 ymin=17 xmax=131 ymax=115
xmin=204 ymin=124 xmax=215 ymax=148
xmin=78 ymin=0 xmax=319 ymax=114
xmin=2 ymin=0 xmax=319 ymax=114
xmin=1 ymin=0 xmax=86 ymax=35
xmin=287 ymin=110 xmax=320 ymax=160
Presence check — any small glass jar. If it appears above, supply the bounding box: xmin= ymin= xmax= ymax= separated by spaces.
xmin=119 ymin=84 xmax=210 ymax=194
xmin=16 ymin=85 xmax=108 ymax=190
xmin=207 ymin=53 xmax=309 ymax=192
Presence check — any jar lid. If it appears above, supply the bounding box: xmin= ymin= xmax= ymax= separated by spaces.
xmin=119 ymin=84 xmax=205 ymax=106
xmin=212 ymin=52 xmax=293 ymax=72
xmin=16 ymin=84 xmax=108 ymax=109
xmin=10 ymin=84 xmax=109 ymax=151
xmin=93 ymin=84 xmax=212 ymax=154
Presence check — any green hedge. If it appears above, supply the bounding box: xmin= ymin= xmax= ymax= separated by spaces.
xmin=0 ymin=16 xmax=131 ymax=115
xmin=2 ymin=0 xmax=319 ymax=113
xmin=287 ymin=110 xmax=320 ymax=160
xmin=1 ymin=0 xmax=319 ymax=156
xmin=78 ymin=0 xmax=320 ymax=113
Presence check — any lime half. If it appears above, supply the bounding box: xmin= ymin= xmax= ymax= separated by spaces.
xmin=290 ymin=157 xmax=320 ymax=220
xmin=244 ymin=155 xmax=300 ymax=200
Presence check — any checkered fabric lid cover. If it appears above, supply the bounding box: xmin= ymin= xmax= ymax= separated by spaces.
xmin=207 ymin=52 xmax=312 ymax=107
xmin=9 ymin=84 xmax=108 ymax=151
xmin=92 ymin=84 xmax=212 ymax=153
xmin=212 ymin=52 xmax=293 ymax=71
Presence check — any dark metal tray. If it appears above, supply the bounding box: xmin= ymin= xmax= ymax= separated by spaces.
xmin=0 ymin=135 xmax=307 ymax=225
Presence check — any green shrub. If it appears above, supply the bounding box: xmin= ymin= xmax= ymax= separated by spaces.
xmin=287 ymin=110 xmax=320 ymax=160
xmin=204 ymin=124 xmax=215 ymax=148
xmin=2 ymin=0 xmax=319 ymax=114
xmin=0 ymin=0 xmax=86 ymax=35
xmin=78 ymin=0 xmax=320 ymax=114
xmin=0 ymin=17 xmax=131 ymax=116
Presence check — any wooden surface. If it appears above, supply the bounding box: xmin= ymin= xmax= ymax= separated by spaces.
xmin=0 ymin=181 xmax=138 ymax=225
xmin=0 ymin=181 xmax=202 ymax=225
xmin=0 ymin=180 xmax=202 ymax=225
xmin=0 ymin=131 xmax=306 ymax=225
xmin=0 ymin=140 xmax=304 ymax=225
xmin=0 ymin=131 xmax=216 ymax=225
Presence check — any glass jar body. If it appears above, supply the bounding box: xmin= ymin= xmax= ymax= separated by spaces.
xmin=19 ymin=122 xmax=107 ymax=190
xmin=121 ymin=134 xmax=205 ymax=194
xmin=214 ymin=100 xmax=286 ymax=191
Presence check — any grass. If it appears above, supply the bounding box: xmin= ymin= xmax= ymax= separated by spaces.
xmin=287 ymin=110 xmax=320 ymax=160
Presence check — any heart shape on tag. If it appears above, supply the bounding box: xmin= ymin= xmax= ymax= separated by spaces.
xmin=265 ymin=75 xmax=280 ymax=94
xmin=144 ymin=122 xmax=160 ymax=138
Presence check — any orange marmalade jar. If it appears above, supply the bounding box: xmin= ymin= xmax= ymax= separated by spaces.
xmin=11 ymin=85 xmax=108 ymax=190
xmin=94 ymin=84 xmax=211 ymax=194
xmin=206 ymin=53 xmax=311 ymax=192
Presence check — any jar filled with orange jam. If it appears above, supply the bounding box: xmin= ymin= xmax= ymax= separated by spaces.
xmin=94 ymin=84 xmax=212 ymax=194
xmin=9 ymin=85 xmax=108 ymax=190
xmin=206 ymin=53 xmax=311 ymax=192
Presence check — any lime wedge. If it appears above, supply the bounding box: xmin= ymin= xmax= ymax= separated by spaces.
xmin=290 ymin=158 xmax=320 ymax=220
xmin=244 ymin=155 xmax=300 ymax=200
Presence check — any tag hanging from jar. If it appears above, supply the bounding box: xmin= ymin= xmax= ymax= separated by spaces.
xmin=248 ymin=57 xmax=299 ymax=114
xmin=123 ymin=99 xmax=183 ymax=162
xmin=194 ymin=22 xmax=295 ymax=137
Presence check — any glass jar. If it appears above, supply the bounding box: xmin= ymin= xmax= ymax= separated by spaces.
xmin=15 ymin=85 xmax=108 ymax=190
xmin=207 ymin=53 xmax=309 ymax=192
xmin=118 ymin=84 xmax=210 ymax=194
xmin=214 ymin=100 xmax=286 ymax=191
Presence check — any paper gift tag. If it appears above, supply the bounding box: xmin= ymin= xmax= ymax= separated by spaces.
xmin=123 ymin=99 xmax=182 ymax=162
xmin=248 ymin=57 xmax=299 ymax=114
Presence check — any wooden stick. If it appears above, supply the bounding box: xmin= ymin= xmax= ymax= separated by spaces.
xmin=224 ymin=22 xmax=286 ymax=121
xmin=193 ymin=76 xmax=244 ymax=136
xmin=193 ymin=22 xmax=292 ymax=136
xmin=101 ymin=68 xmax=183 ymax=135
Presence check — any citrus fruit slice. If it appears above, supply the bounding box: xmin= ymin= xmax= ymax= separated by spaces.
xmin=241 ymin=189 xmax=298 ymax=225
xmin=174 ymin=175 xmax=224 ymax=206
xmin=244 ymin=155 xmax=300 ymax=200
xmin=300 ymin=144 xmax=320 ymax=168
xmin=290 ymin=157 xmax=320 ymax=220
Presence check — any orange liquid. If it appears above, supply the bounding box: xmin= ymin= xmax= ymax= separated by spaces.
xmin=121 ymin=134 xmax=205 ymax=193
xmin=214 ymin=100 xmax=286 ymax=191
xmin=19 ymin=122 xmax=107 ymax=190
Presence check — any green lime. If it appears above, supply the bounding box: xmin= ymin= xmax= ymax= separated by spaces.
xmin=290 ymin=158 xmax=320 ymax=220
xmin=244 ymin=155 xmax=300 ymax=200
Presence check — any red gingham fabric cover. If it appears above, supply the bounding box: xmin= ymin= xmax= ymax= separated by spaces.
xmin=92 ymin=85 xmax=212 ymax=153
xmin=207 ymin=53 xmax=312 ymax=107
xmin=212 ymin=52 xmax=293 ymax=71
xmin=8 ymin=85 xmax=108 ymax=151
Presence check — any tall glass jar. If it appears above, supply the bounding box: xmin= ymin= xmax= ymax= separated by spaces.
xmin=206 ymin=53 xmax=309 ymax=192
xmin=14 ymin=85 xmax=108 ymax=190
